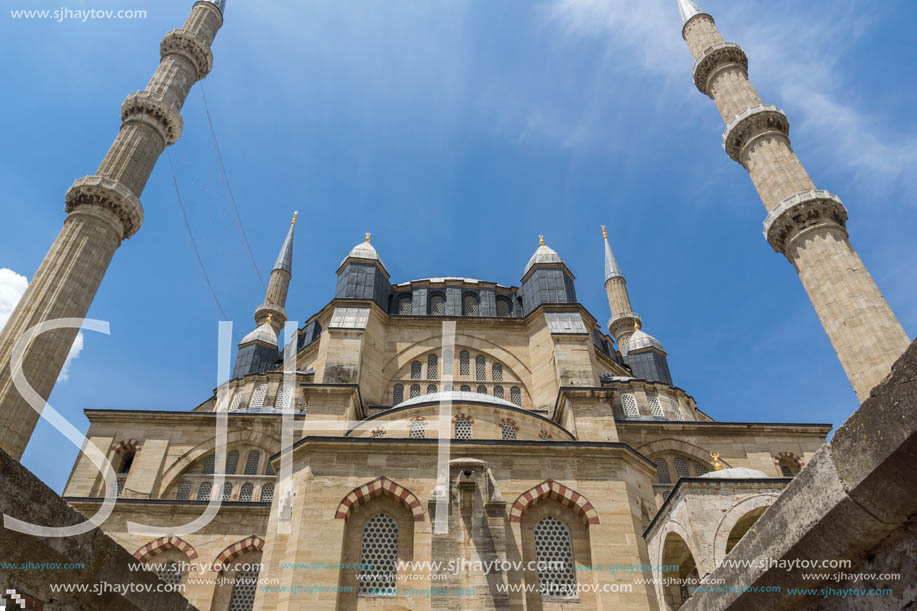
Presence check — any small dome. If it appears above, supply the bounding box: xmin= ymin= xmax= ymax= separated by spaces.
xmin=394 ymin=390 xmax=517 ymax=410
xmin=342 ymin=240 xmax=383 ymax=264
xmin=623 ymin=328 xmax=665 ymax=355
xmin=699 ymin=467 xmax=770 ymax=479
xmin=240 ymin=322 xmax=277 ymax=347
xmin=523 ymin=243 xmax=563 ymax=275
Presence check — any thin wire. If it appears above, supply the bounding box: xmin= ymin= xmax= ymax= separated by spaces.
xmin=167 ymin=150 xmax=229 ymax=319
xmin=200 ymin=83 xmax=266 ymax=290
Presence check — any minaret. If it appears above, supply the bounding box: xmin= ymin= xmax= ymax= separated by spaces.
xmin=678 ymin=0 xmax=910 ymax=400
xmin=234 ymin=214 xmax=297 ymax=378
xmin=603 ymin=225 xmax=640 ymax=351
xmin=0 ymin=0 xmax=226 ymax=459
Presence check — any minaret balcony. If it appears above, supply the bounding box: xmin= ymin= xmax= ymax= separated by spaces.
xmin=692 ymin=42 xmax=748 ymax=96
xmin=722 ymin=104 xmax=790 ymax=164
xmin=763 ymin=190 xmax=848 ymax=254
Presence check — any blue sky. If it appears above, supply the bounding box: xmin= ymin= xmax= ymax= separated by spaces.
xmin=2 ymin=0 xmax=915 ymax=492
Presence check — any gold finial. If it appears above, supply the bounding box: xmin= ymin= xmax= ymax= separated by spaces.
xmin=265 ymin=313 xmax=273 ymax=325
xmin=634 ymin=319 xmax=642 ymax=331
xmin=365 ymin=232 xmax=371 ymax=243
xmin=602 ymin=225 xmax=607 ymax=239
xmin=710 ymin=451 xmax=723 ymax=471
xmin=291 ymin=211 xmax=299 ymax=226
xmin=539 ymin=235 xmax=545 ymax=246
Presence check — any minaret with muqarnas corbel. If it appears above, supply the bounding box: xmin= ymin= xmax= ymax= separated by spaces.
xmin=677 ymin=0 xmax=910 ymax=401
xmin=0 ymin=0 xmax=227 ymax=460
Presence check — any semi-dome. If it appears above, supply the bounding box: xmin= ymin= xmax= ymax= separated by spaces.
xmin=394 ymin=390 xmax=517 ymax=410
xmin=623 ymin=328 xmax=665 ymax=355
xmin=699 ymin=467 xmax=770 ymax=479
xmin=523 ymin=241 xmax=563 ymax=275
xmin=239 ymin=321 xmax=277 ymax=347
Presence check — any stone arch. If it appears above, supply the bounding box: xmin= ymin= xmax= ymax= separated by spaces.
xmin=212 ymin=535 xmax=265 ymax=571
xmin=335 ymin=477 xmax=424 ymax=522
xmin=156 ymin=429 xmax=281 ymax=496
xmin=510 ymin=481 xmax=599 ymax=527
xmin=381 ymin=333 xmax=532 ymax=381
xmin=712 ymin=493 xmax=780 ymax=566
xmin=133 ymin=536 xmax=198 ymax=563
xmin=774 ymin=451 xmax=804 ymax=474
xmin=637 ymin=438 xmax=732 ymax=469
xmin=659 ymin=528 xmax=700 ymax=610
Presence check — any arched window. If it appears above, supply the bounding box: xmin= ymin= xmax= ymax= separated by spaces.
xmin=493 ymin=386 xmax=505 ymax=400
xmin=409 ymin=420 xmax=425 ymax=439
xmin=475 ymin=355 xmax=486 ymax=381
xmin=260 ymin=483 xmax=274 ymax=502
xmin=155 ymin=561 xmax=183 ymax=587
xmin=430 ymin=294 xmax=446 ymax=316
xmin=397 ymin=295 xmax=412 ymax=315
xmin=673 ymin=457 xmax=690 ymax=479
xmin=510 ymin=386 xmax=522 ymax=406
xmin=410 ymin=361 xmax=421 ymax=380
xmin=229 ymin=392 xmax=242 ymax=411
xmin=357 ymin=513 xmax=399 ymax=596
xmin=655 ymin=459 xmax=672 ymax=484
xmin=228 ymin=563 xmax=261 ymax=610
xmin=427 ymin=354 xmax=438 ymax=379
xmin=409 ymin=384 xmax=420 ymax=399
xmin=459 ymin=351 xmax=470 ymax=376
xmin=455 ymin=417 xmax=472 ymax=440
xmin=463 ymin=294 xmax=479 ymax=316
xmin=196 ymin=482 xmax=212 ymax=501
xmin=694 ymin=464 xmax=709 ymax=476
xmin=266 ymin=462 xmax=274 ymax=476
xmin=476 ymin=385 xmax=487 ymax=395
xmin=226 ymin=450 xmax=240 ymax=475
xmin=117 ymin=449 xmax=136 ymax=474
xmin=496 ymin=298 xmax=511 ymax=318
xmin=176 ymin=482 xmax=192 ymax=501
xmin=460 ymin=385 xmax=471 ymax=392
xmin=392 ymin=384 xmax=404 ymax=405
xmin=534 ymin=516 xmax=577 ymax=599
xmin=492 ymin=363 xmax=503 ymax=382
xmin=244 ymin=451 xmax=261 ymax=476
xmin=648 ymin=393 xmax=665 ymax=418
xmin=221 ymin=483 xmax=233 ymax=501
xmin=501 ymin=422 xmax=517 ymax=440
xmin=621 ymin=393 xmax=639 ymax=417
xmin=202 ymin=454 xmax=216 ymax=474
xmin=275 ymin=387 xmax=293 ymax=409
xmin=672 ymin=396 xmax=685 ymax=421
xmin=249 ymin=384 xmax=267 ymax=409
xmin=426 ymin=384 xmax=437 ymax=394
xmin=239 ymin=483 xmax=254 ymax=502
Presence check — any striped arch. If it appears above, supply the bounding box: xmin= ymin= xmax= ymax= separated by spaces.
xmin=335 ymin=477 xmax=424 ymax=522
xmin=510 ymin=480 xmax=600 ymax=527
xmin=774 ymin=452 xmax=803 ymax=469
xmin=134 ymin=536 xmax=198 ymax=563
xmin=111 ymin=438 xmax=140 ymax=454
xmin=213 ymin=536 xmax=265 ymax=571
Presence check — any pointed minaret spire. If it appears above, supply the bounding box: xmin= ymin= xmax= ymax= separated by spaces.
xmin=677 ymin=0 xmax=705 ymax=26
xmin=603 ymin=226 xmax=622 ymax=281
xmin=602 ymin=226 xmax=639 ymax=352
xmin=255 ymin=213 xmax=297 ymax=333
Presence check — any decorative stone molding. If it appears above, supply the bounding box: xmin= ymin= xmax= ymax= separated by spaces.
xmin=763 ymin=190 xmax=848 ymax=254
xmin=722 ymin=104 xmax=789 ymax=164
xmin=335 ymin=476 xmax=424 ymax=522
xmin=121 ymin=91 xmax=184 ymax=146
xmin=65 ymin=175 xmax=144 ymax=239
xmin=111 ymin=439 xmax=141 ymax=454
xmin=693 ymin=42 xmax=748 ymax=96
xmin=510 ymin=480 xmax=600 ymax=527
xmin=213 ymin=536 xmax=264 ymax=569
xmin=773 ymin=452 xmax=804 ymax=469
xmin=161 ymin=28 xmax=214 ymax=81
xmin=133 ymin=536 xmax=198 ymax=563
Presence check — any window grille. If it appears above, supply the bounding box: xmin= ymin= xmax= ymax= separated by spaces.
xmin=239 ymin=483 xmax=254 ymax=502
xmin=409 ymin=420 xmax=425 ymax=439
xmin=398 ymin=296 xmax=412 ymax=315
xmin=427 ymin=354 xmax=438 ymax=379
xmin=648 ymin=393 xmax=665 ymax=418
xmin=476 ymin=385 xmax=487 ymax=395
xmin=534 ymin=517 xmax=577 ymax=599
xmin=460 ymin=385 xmax=471 ymax=392
xmin=221 ymin=483 xmax=233 ymax=501
xmin=372 ymin=428 xmax=386 ymax=438
xmin=655 ymin=459 xmax=672 ymax=484
xmin=229 ymin=392 xmax=242 ymax=411
xmin=510 ymin=386 xmax=522 ymax=406
xmin=249 ymin=384 xmax=267 ymax=409
xmin=260 ymin=483 xmax=274 ymax=502
xmin=265 ymin=462 xmax=275 ymax=476
xmin=226 ymin=450 xmax=239 ymax=475
xmin=492 ymin=363 xmax=503 ymax=381
xmin=358 ymin=514 xmax=399 ymax=596
xmin=460 ymin=351 xmax=470 ymax=376
xmin=455 ymin=418 xmax=472 ymax=440
xmin=274 ymin=387 xmax=293 ymax=409
xmin=410 ymin=384 xmax=420 ymax=399
xmin=674 ymin=457 xmax=690 ymax=479
xmin=430 ymin=294 xmax=446 ymax=316
xmin=427 ymin=384 xmax=437 ymax=394
xmin=695 ymin=464 xmax=709 ymax=476
xmin=197 ymin=482 xmax=212 ymax=501
xmin=496 ymin=299 xmax=511 ymax=317
xmin=475 ymin=356 xmax=486 ymax=381
xmin=202 ymin=454 xmax=215 ymax=474
xmin=501 ymin=423 xmax=517 ymax=440
xmin=410 ymin=361 xmax=421 ymax=380
xmin=176 ymin=482 xmax=192 ymax=501
xmin=621 ymin=393 xmax=639 ymax=417
xmin=673 ymin=397 xmax=685 ymax=421
xmin=493 ymin=386 xmax=505 ymax=399
xmin=229 ymin=565 xmax=261 ymax=610
xmin=244 ymin=451 xmax=261 ymax=476
xmin=392 ymin=384 xmax=404 ymax=405
xmin=155 ymin=561 xmax=182 ymax=587
xmin=117 ymin=476 xmax=126 ymax=497
xmin=463 ymin=295 xmax=479 ymax=316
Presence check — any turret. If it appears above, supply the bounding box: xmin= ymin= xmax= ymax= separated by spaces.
xmin=335 ymin=233 xmax=392 ymax=310
xmin=520 ymin=236 xmax=576 ymax=316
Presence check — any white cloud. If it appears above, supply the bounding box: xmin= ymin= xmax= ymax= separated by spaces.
xmin=0 ymin=268 xmax=84 ymax=382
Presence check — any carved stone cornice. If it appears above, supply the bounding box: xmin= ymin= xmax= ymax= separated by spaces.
xmin=121 ymin=91 xmax=184 ymax=146
xmin=693 ymin=42 xmax=748 ymax=96
xmin=65 ymin=176 xmax=144 ymax=240
xmin=722 ymin=104 xmax=790 ymax=164
xmin=764 ymin=190 xmax=848 ymax=254
xmin=160 ymin=29 xmax=214 ymax=81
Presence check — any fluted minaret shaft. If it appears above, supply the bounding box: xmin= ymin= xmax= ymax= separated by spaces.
xmin=680 ymin=5 xmax=909 ymax=400
xmin=603 ymin=227 xmax=641 ymax=351
xmin=0 ymin=1 xmax=224 ymax=460
xmin=254 ymin=214 xmax=297 ymax=333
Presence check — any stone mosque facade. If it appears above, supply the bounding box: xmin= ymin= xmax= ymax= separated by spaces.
xmin=0 ymin=0 xmax=910 ymax=610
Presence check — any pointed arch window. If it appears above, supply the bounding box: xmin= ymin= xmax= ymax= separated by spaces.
xmin=534 ymin=516 xmax=577 ymax=599
xmin=475 ymin=355 xmax=486 ymax=381
xmin=244 ymin=451 xmax=261 ymax=476
xmin=397 ymin=295 xmax=412 ymax=315
xmin=155 ymin=561 xmax=183 ymax=587
xmin=463 ymin=294 xmax=479 ymax=316
xmin=648 ymin=393 xmax=665 ymax=418
xmin=409 ymin=384 xmax=421 ymax=399
xmin=239 ymin=483 xmax=254 ymax=502
xmin=492 ymin=363 xmax=503 ymax=382
xmin=226 ymin=450 xmax=240 ymax=475
xmin=392 ymin=384 xmax=404 ymax=405
xmin=430 ymin=294 xmax=446 ymax=316
xmin=621 ymin=393 xmax=639 ymax=417
xmin=260 ymin=483 xmax=274 ymax=502
xmin=228 ymin=564 xmax=261 ymax=610
xmin=274 ymin=387 xmax=293 ymax=410
xmin=427 ymin=354 xmax=438 ymax=379
xmin=672 ymin=396 xmax=685 ymax=421
xmin=357 ymin=513 xmax=399 ymax=596
xmin=655 ymin=459 xmax=672 ymax=484
xmin=459 ymin=351 xmax=470 ymax=376
xmin=202 ymin=454 xmax=216 ymax=474
xmin=221 ymin=482 xmax=233 ymax=501
xmin=496 ymin=298 xmax=511 ymax=318
xmin=196 ymin=481 xmax=212 ymax=501
xmin=229 ymin=392 xmax=242 ymax=412
xmin=673 ymin=457 xmax=690 ymax=479
xmin=493 ymin=386 xmax=505 ymax=400
xmin=176 ymin=482 xmax=192 ymax=501
xmin=249 ymin=384 xmax=267 ymax=409
xmin=410 ymin=361 xmax=421 ymax=380
xmin=510 ymin=386 xmax=522 ymax=406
